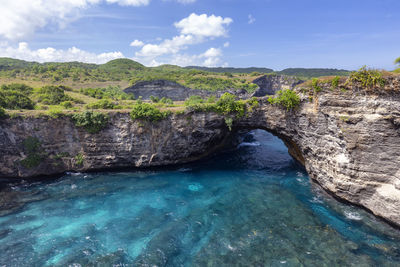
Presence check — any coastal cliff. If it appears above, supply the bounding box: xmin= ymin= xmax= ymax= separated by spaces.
xmin=1 ymin=76 xmax=400 ymax=226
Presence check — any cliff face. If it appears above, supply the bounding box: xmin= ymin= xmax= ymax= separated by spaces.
xmin=252 ymin=74 xmax=303 ymax=96
xmin=124 ymin=80 xmax=250 ymax=100
xmin=0 ymin=112 xmax=230 ymax=178
xmin=1 ymin=77 xmax=400 ymax=226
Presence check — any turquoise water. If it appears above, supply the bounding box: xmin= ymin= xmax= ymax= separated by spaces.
xmin=1 ymin=130 xmax=400 ymax=266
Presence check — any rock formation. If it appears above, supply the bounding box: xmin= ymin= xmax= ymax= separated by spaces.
xmin=124 ymin=79 xmax=251 ymax=100
xmin=252 ymin=74 xmax=303 ymax=96
xmin=1 ymin=76 xmax=400 ymax=227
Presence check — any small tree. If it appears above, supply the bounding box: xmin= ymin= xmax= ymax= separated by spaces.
xmin=395 ymin=57 xmax=400 ymax=66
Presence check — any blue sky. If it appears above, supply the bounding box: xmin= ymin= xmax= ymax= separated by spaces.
xmin=0 ymin=0 xmax=399 ymax=70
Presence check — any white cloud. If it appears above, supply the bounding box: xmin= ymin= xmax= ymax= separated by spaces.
xmin=174 ymin=13 xmax=233 ymax=38
xmin=201 ymin=47 xmax=222 ymax=58
xmin=130 ymin=40 xmax=145 ymax=47
xmin=0 ymin=0 xmax=150 ymax=41
xmin=136 ymin=34 xmax=198 ymax=58
xmin=134 ymin=13 xmax=232 ymax=66
xmin=248 ymin=14 xmax=256 ymax=24
xmin=106 ymin=0 xmax=150 ymax=6
xmin=0 ymin=42 xmax=124 ymax=64
xmin=145 ymin=47 xmax=223 ymax=67
xmin=200 ymin=48 xmax=222 ymax=67
xmin=223 ymin=42 xmax=230 ymax=48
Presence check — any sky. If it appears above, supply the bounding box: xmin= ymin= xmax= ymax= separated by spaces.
xmin=0 ymin=0 xmax=399 ymax=70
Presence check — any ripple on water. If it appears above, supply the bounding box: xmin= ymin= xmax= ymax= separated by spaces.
xmin=0 ymin=130 xmax=400 ymax=266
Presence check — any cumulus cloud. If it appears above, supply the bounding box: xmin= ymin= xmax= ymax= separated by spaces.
xmin=164 ymin=47 xmax=223 ymax=67
xmin=0 ymin=42 xmax=124 ymax=64
xmin=0 ymin=0 xmax=150 ymax=41
xmin=130 ymin=40 xmax=145 ymax=47
xmin=200 ymin=47 xmax=223 ymax=67
xmin=174 ymin=13 xmax=233 ymax=38
xmin=134 ymin=13 xmax=232 ymax=66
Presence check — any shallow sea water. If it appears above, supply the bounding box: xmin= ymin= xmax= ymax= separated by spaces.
xmin=1 ymin=130 xmax=400 ymax=266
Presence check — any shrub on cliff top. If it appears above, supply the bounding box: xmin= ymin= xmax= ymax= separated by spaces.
xmin=0 ymin=90 xmax=35 ymax=109
xmin=86 ymin=99 xmax=118 ymax=109
xmin=311 ymin=78 xmax=322 ymax=92
xmin=130 ymin=102 xmax=170 ymax=122
xmin=215 ymin=93 xmax=246 ymax=117
xmin=1 ymin=83 xmax=34 ymax=95
xmin=268 ymin=89 xmax=300 ymax=111
xmin=36 ymin=85 xmax=72 ymax=105
xmin=347 ymin=66 xmax=385 ymax=88
xmin=72 ymin=111 xmax=109 ymax=134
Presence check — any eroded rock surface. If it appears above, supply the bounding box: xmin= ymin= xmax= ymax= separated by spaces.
xmin=252 ymin=74 xmax=303 ymax=96
xmin=1 ymin=77 xmax=400 ymax=226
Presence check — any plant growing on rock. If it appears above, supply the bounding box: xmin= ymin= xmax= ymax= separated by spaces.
xmin=20 ymin=136 xmax=45 ymax=168
xmin=331 ymin=76 xmax=340 ymax=89
xmin=0 ymin=107 xmax=6 ymax=118
xmin=225 ymin=117 xmax=233 ymax=131
xmin=346 ymin=66 xmax=385 ymax=88
xmin=75 ymin=153 xmax=84 ymax=166
xmin=150 ymin=95 xmax=160 ymax=103
xmin=130 ymin=102 xmax=170 ymax=122
xmin=246 ymin=97 xmax=259 ymax=113
xmin=215 ymin=93 xmax=246 ymax=117
xmin=311 ymin=78 xmax=322 ymax=92
xmin=268 ymin=89 xmax=300 ymax=111
xmin=72 ymin=111 xmax=109 ymax=134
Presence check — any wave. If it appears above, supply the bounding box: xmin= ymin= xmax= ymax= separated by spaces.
xmin=344 ymin=211 xmax=363 ymax=221
xmin=238 ymin=142 xmax=261 ymax=148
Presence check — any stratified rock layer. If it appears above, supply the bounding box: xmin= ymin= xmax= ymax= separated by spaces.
xmin=1 ymin=77 xmax=400 ymax=226
xmin=252 ymin=74 xmax=303 ymax=96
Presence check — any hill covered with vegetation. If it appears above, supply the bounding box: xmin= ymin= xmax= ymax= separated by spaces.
xmin=0 ymin=58 xmax=351 ymax=93
xmin=277 ymin=68 xmax=350 ymax=79
xmin=0 ymin=58 xmax=260 ymax=92
xmin=184 ymin=66 xmax=274 ymax=74
xmin=184 ymin=66 xmax=351 ymax=79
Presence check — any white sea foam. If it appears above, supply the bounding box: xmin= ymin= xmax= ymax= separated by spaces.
xmin=66 ymin=172 xmax=82 ymax=176
xmin=344 ymin=211 xmax=363 ymax=221
xmin=238 ymin=142 xmax=261 ymax=148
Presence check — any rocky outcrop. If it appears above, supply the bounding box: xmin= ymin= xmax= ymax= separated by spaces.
xmin=1 ymin=76 xmax=400 ymax=226
xmin=252 ymin=74 xmax=303 ymax=96
xmin=124 ymin=80 xmax=251 ymax=100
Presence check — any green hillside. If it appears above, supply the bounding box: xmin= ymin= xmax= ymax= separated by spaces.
xmin=185 ymin=66 xmax=274 ymax=74
xmin=277 ymin=68 xmax=351 ymax=79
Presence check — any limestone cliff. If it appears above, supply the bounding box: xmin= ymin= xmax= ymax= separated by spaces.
xmin=252 ymin=74 xmax=303 ymax=96
xmin=1 ymin=76 xmax=400 ymax=227
xmin=124 ymin=80 xmax=250 ymax=100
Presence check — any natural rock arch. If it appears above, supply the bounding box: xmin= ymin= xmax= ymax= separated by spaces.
xmin=1 ymin=87 xmax=400 ymax=226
